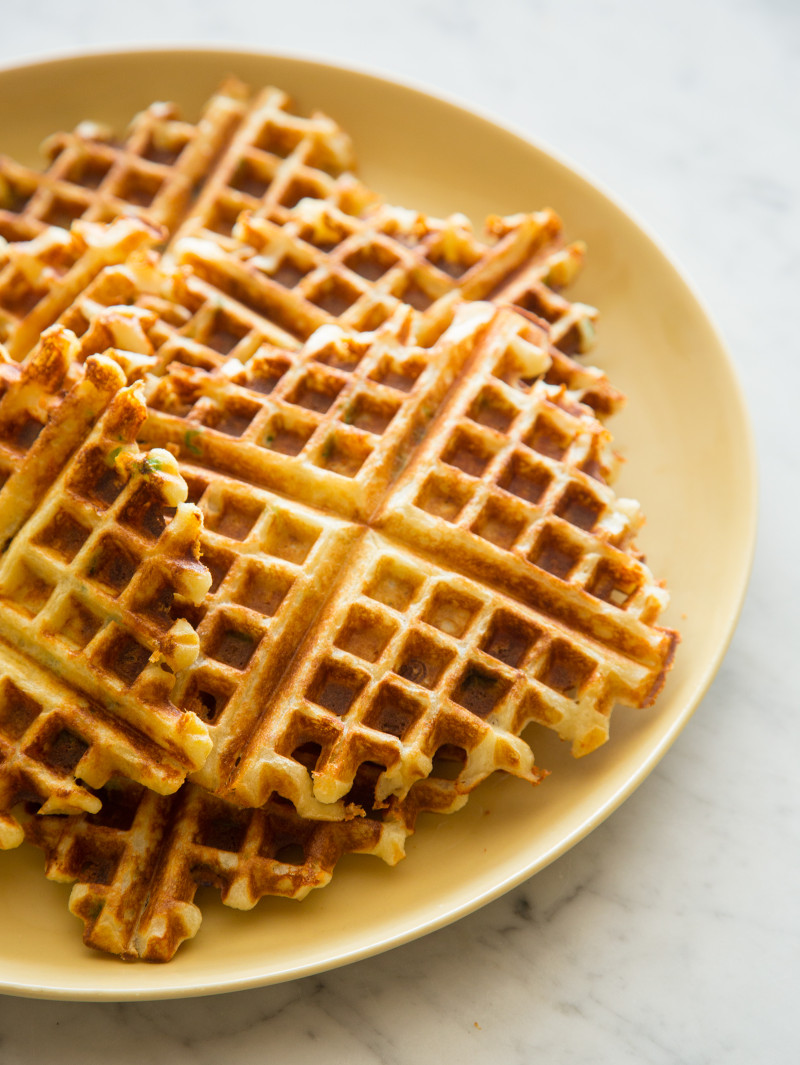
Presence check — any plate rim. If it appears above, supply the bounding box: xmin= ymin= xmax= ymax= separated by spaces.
xmin=0 ymin=44 xmax=757 ymax=1001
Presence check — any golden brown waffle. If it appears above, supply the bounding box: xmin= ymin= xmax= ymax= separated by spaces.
xmin=170 ymin=85 xmax=357 ymax=248
xmin=52 ymin=259 xmax=619 ymax=520
xmin=169 ymin=80 xmax=596 ymax=356
xmin=149 ymin=310 xmax=664 ymax=813
xmin=0 ymin=216 xmax=162 ymax=359
xmin=160 ymin=461 xmax=362 ymax=806
xmin=0 ymin=86 xmax=679 ymax=964
xmin=173 ymin=203 xmax=597 ymax=359
xmin=22 ymin=775 xmax=405 ymax=961
xmin=0 ymin=329 xmax=213 ymax=847
xmin=142 ymin=302 xmax=497 ymax=521
xmin=224 ymin=527 xmax=667 ymax=816
xmin=20 ymin=756 xmax=497 ymax=961
xmin=53 ymin=283 xmax=657 ymax=782
xmin=58 ymin=250 xmax=329 ymax=374
xmin=0 ymin=79 xmax=249 ymax=243
xmin=22 ymin=689 xmax=564 ymax=960
xmin=0 ymin=81 xmax=597 ymax=367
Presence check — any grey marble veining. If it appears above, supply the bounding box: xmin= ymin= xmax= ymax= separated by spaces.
xmin=0 ymin=1 xmax=797 ymax=1061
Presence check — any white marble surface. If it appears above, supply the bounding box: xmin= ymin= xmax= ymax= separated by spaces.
xmin=0 ymin=1 xmax=798 ymax=1061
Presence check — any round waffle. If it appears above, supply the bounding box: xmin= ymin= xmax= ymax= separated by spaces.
xmin=0 ymin=77 xmax=679 ymax=964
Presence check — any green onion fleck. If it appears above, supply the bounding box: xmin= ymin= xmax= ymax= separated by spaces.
xmin=183 ymin=428 xmax=203 ymax=456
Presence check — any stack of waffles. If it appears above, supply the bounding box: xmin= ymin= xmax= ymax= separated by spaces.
xmin=0 ymin=80 xmax=677 ymax=961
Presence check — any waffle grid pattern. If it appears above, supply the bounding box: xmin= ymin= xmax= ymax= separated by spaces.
xmin=165 ymin=461 xmax=361 ymax=802
xmin=0 ymin=79 xmax=249 ymax=243
xmin=142 ymin=304 xmax=493 ymax=520
xmin=24 ymin=775 xmax=405 ymax=960
xmin=174 ymin=202 xmax=597 ymax=360
xmin=0 ymin=81 xmax=679 ymax=963
xmin=0 ymin=217 xmax=162 ymax=360
xmin=0 ymin=338 xmax=213 ymax=847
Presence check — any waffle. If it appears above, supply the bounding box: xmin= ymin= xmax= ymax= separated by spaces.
xmin=0 ymin=328 xmax=213 ymax=846
xmin=23 ymin=775 xmax=406 ymax=961
xmin=0 ymin=78 xmax=249 ymax=243
xmin=0 ymin=216 xmax=162 ymax=359
xmin=52 ymin=258 xmax=619 ymax=530
xmin=0 ymin=81 xmax=598 ymax=367
xmin=170 ymin=84 xmax=358 ymax=248
xmin=173 ymin=204 xmax=597 ymax=359
xmin=0 ymin=84 xmax=680 ymax=964
xmin=20 ymin=741 xmax=504 ymax=961
xmin=23 ymin=679 xmax=565 ymax=961
xmin=169 ymin=80 xmax=596 ymax=355
xmin=142 ymin=302 xmax=498 ymax=521
xmin=157 ymin=461 xmax=362 ymax=807
xmin=49 ymin=278 xmax=652 ymax=794
xmin=54 ymin=282 xmax=659 ymax=783
xmin=22 ymin=754 xmax=499 ymax=960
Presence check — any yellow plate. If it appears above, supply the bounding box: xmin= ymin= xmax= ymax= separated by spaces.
xmin=0 ymin=48 xmax=756 ymax=1000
